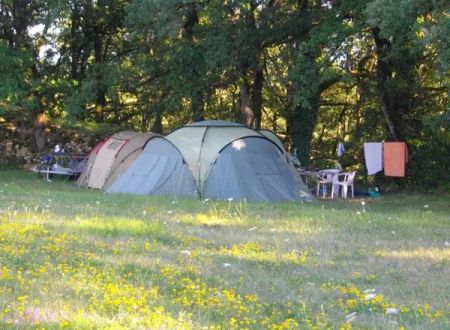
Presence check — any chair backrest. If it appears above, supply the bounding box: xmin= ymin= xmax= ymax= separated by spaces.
xmin=345 ymin=171 xmax=356 ymax=184
xmin=318 ymin=169 xmax=339 ymax=183
xmin=330 ymin=173 xmax=340 ymax=184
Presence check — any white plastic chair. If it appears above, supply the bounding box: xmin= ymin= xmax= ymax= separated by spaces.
xmin=316 ymin=171 xmax=340 ymax=198
xmin=337 ymin=171 xmax=356 ymax=198
xmin=330 ymin=174 xmax=340 ymax=198
xmin=316 ymin=173 xmax=331 ymax=197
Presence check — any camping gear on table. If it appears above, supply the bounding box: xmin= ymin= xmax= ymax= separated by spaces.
xmin=36 ymin=145 xmax=87 ymax=181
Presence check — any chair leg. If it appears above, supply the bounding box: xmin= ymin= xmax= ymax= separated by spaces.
xmin=331 ymin=184 xmax=338 ymax=198
xmin=342 ymin=185 xmax=348 ymax=198
xmin=322 ymin=184 xmax=327 ymax=198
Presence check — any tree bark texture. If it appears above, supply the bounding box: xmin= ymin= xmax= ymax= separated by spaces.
xmin=151 ymin=109 xmax=163 ymax=134
xmin=11 ymin=0 xmax=46 ymax=152
xmin=191 ymin=90 xmax=204 ymax=122
xmin=93 ymin=1 xmax=106 ymax=122
xmin=70 ymin=3 xmax=82 ymax=79
xmin=252 ymin=68 xmax=264 ymax=129
xmin=287 ymin=96 xmax=319 ymax=167
xmin=182 ymin=3 xmax=205 ymax=122
xmin=372 ymin=27 xmax=399 ymax=141
xmin=240 ymin=79 xmax=254 ymax=128
xmin=33 ymin=111 xmax=46 ymax=152
xmin=286 ymin=0 xmax=318 ymax=165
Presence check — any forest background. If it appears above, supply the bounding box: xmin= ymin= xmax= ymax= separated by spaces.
xmin=0 ymin=0 xmax=449 ymax=190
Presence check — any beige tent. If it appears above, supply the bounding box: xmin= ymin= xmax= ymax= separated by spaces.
xmin=78 ymin=131 xmax=158 ymax=189
xmin=165 ymin=120 xmax=314 ymax=202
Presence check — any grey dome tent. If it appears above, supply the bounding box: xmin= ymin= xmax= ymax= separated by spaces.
xmin=106 ymin=136 xmax=197 ymax=197
xmin=259 ymin=129 xmax=287 ymax=155
xmin=165 ymin=120 xmax=314 ymax=202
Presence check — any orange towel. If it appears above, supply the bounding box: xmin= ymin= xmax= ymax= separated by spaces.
xmin=384 ymin=142 xmax=409 ymax=177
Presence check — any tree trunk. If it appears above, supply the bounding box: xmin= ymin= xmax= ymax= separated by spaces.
xmin=33 ymin=114 xmax=46 ymax=153
xmin=95 ymin=80 xmax=107 ymax=122
xmin=287 ymin=96 xmax=319 ymax=166
xmin=11 ymin=0 xmax=28 ymax=47
xmin=93 ymin=36 xmax=106 ymax=122
xmin=372 ymin=27 xmax=399 ymax=141
xmin=240 ymin=79 xmax=254 ymax=128
xmin=252 ymin=68 xmax=264 ymax=129
xmin=191 ymin=90 xmax=204 ymax=122
xmin=87 ymin=0 xmax=106 ymax=122
xmin=182 ymin=3 xmax=205 ymax=123
xmin=12 ymin=0 xmax=46 ymax=152
xmin=285 ymin=0 xmax=318 ymax=165
xmin=151 ymin=112 xmax=163 ymax=134
xmin=30 ymin=93 xmax=46 ymax=153
xmin=70 ymin=3 xmax=81 ymax=79
xmin=288 ymin=43 xmax=321 ymax=166
xmin=271 ymin=111 xmax=278 ymax=132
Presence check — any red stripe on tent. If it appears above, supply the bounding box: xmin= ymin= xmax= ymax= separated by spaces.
xmin=115 ymin=139 xmax=130 ymax=158
xmin=87 ymin=138 xmax=108 ymax=156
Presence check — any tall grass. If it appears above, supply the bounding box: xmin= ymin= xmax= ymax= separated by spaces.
xmin=0 ymin=169 xmax=448 ymax=329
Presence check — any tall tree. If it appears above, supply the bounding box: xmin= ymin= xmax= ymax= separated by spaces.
xmin=282 ymin=0 xmax=349 ymax=165
xmin=0 ymin=0 xmax=53 ymax=152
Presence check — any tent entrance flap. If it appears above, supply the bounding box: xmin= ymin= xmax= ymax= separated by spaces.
xmin=88 ymin=138 xmax=128 ymax=189
xmin=107 ymin=137 xmax=197 ymax=197
xmin=78 ymin=131 xmax=159 ymax=190
xmin=203 ymin=137 xmax=313 ymax=202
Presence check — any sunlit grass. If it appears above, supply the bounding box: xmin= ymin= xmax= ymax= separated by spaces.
xmin=0 ymin=169 xmax=449 ymax=329
xmin=376 ymin=247 xmax=450 ymax=261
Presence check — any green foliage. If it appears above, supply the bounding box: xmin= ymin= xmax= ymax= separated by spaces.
xmin=430 ymin=12 xmax=450 ymax=73
xmin=0 ymin=0 xmax=448 ymax=188
xmin=290 ymin=46 xmax=319 ymax=110
xmin=409 ymin=133 xmax=450 ymax=191
xmin=125 ymin=0 xmax=184 ymax=38
xmin=0 ymin=42 xmax=33 ymax=118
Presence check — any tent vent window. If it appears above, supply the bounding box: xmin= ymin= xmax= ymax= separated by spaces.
xmin=107 ymin=141 xmax=123 ymax=150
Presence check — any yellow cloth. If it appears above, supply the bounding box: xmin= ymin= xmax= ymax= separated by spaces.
xmin=384 ymin=142 xmax=408 ymax=177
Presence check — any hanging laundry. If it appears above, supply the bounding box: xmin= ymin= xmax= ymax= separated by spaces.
xmin=384 ymin=142 xmax=409 ymax=177
xmin=364 ymin=142 xmax=383 ymax=175
xmin=337 ymin=141 xmax=345 ymax=158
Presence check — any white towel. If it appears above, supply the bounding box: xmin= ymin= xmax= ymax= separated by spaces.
xmin=337 ymin=142 xmax=345 ymax=158
xmin=364 ymin=142 xmax=383 ymax=175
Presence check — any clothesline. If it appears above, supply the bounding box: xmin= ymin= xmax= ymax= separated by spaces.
xmin=364 ymin=142 xmax=409 ymax=177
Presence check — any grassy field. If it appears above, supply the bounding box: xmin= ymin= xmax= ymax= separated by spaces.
xmin=0 ymin=169 xmax=448 ymax=329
